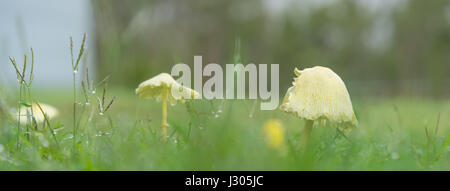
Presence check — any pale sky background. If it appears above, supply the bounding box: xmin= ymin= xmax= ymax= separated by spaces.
xmin=0 ymin=0 xmax=95 ymax=88
xmin=0 ymin=0 xmax=402 ymax=88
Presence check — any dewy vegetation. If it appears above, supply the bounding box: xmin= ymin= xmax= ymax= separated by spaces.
xmin=4 ymin=33 xmax=116 ymax=160
xmin=0 ymin=34 xmax=448 ymax=170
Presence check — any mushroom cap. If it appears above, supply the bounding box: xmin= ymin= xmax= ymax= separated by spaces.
xmin=135 ymin=73 xmax=199 ymax=104
xmin=15 ymin=103 xmax=59 ymax=123
xmin=280 ymin=66 xmax=357 ymax=126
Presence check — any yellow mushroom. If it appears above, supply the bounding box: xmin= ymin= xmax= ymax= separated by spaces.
xmin=136 ymin=73 xmax=199 ymax=142
xmin=262 ymin=119 xmax=286 ymax=150
xmin=280 ymin=66 xmax=357 ymax=147
xmin=15 ymin=103 xmax=59 ymax=124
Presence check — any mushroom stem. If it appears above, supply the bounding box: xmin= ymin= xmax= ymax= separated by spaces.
xmin=161 ymin=88 xmax=169 ymax=142
xmin=299 ymin=120 xmax=313 ymax=148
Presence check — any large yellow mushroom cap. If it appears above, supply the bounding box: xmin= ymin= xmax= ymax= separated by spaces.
xmin=280 ymin=66 xmax=357 ymax=126
xmin=15 ymin=103 xmax=59 ymax=123
xmin=135 ymin=73 xmax=200 ymax=104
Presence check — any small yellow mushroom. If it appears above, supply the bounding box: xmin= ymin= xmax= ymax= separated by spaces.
xmin=280 ymin=66 xmax=357 ymax=147
xmin=262 ymin=119 xmax=285 ymax=150
xmin=15 ymin=103 xmax=59 ymax=124
xmin=136 ymin=73 xmax=199 ymax=142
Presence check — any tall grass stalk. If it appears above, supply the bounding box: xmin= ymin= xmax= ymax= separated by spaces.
xmin=9 ymin=57 xmax=22 ymax=149
xmin=70 ymin=33 xmax=87 ymax=150
xmin=9 ymin=47 xmax=36 ymax=149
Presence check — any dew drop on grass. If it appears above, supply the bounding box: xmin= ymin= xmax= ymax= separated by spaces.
xmin=391 ymin=152 xmax=399 ymax=160
xmin=416 ymin=149 xmax=423 ymax=155
xmin=214 ymin=108 xmax=222 ymax=118
xmin=91 ymin=90 xmax=96 ymax=94
xmin=41 ymin=138 xmax=49 ymax=148
xmin=85 ymin=102 xmax=90 ymax=106
xmin=37 ymin=135 xmax=48 ymax=147
xmin=95 ymin=131 xmax=111 ymax=137
xmin=99 ymin=112 xmax=104 ymax=116
xmin=73 ymin=70 xmax=78 ymax=74
xmin=62 ymin=135 xmax=74 ymax=141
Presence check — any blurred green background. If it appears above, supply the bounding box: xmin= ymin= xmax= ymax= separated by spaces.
xmin=92 ymin=0 xmax=450 ymax=97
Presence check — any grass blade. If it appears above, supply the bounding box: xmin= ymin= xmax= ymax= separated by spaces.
xmin=36 ymin=102 xmax=59 ymax=147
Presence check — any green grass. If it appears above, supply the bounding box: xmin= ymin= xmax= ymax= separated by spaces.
xmin=0 ymin=87 xmax=449 ymax=170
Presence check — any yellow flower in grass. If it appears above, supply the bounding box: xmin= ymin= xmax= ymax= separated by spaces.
xmin=136 ymin=73 xmax=199 ymax=142
xmin=262 ymin=119 xmax=285 ymax=150
xmin=280 ymin=66 xmax=357 ymax=148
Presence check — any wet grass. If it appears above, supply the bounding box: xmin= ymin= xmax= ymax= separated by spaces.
xmin=0 ymin=36 xmax=448 ymax=171
xmin=0 ymin=87 xmax=449 ymax=170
